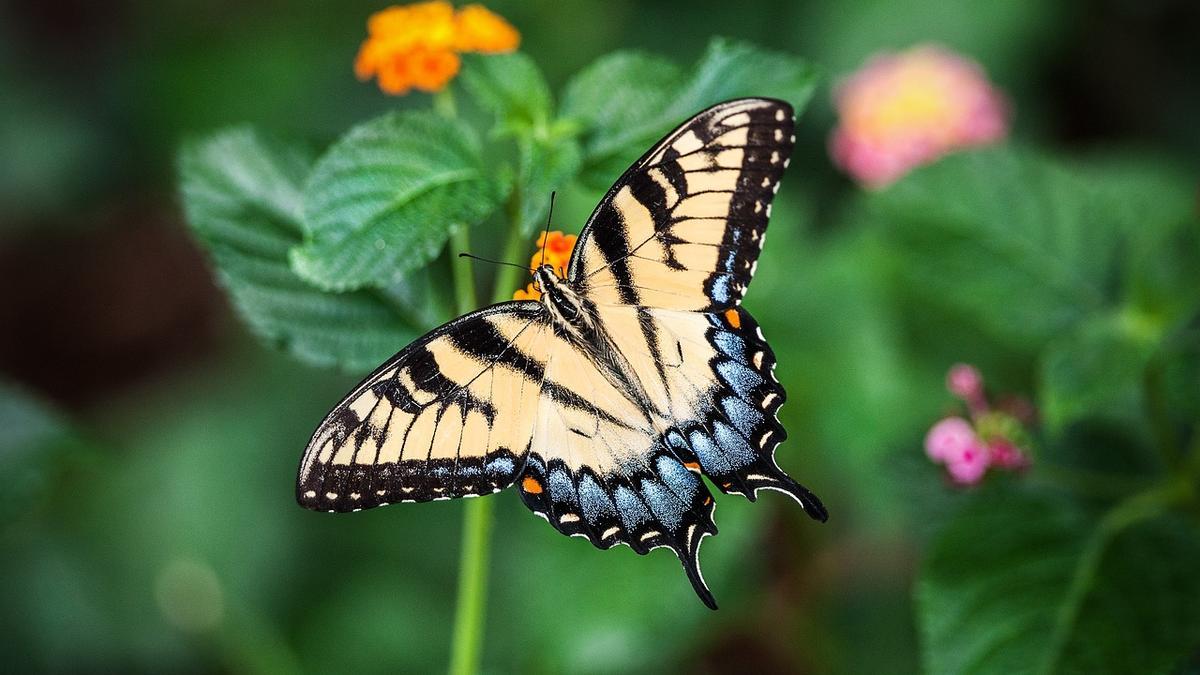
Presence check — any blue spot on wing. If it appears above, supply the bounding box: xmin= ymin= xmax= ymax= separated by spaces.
xmin=549 ymin=468 xmax=575 ymax=503
xmin=712 ymin=330 xmax=748 ymax=362
xmin=641 ymin=481 xmax=684 ymax=530
xmin=486 ymin=456 xmax=514 ymax=476
xmin=709 ymin=275 xmax=734 ymax=304
xmin=716 ymin=359 xmax=764 ymax=393
xmin=578 ymin=474 xmax=616 ymax=523
xmin=655 ymin=455 xmax=699 ymax=505
xmin=690 ymin=429 xmax=732 ymax=473
xmin=712 ymin=420 xmax=756 ymax=465
xmin=614 ymin=485 xmax=651 ymax=530
xmin=721 ymin=396 xmax=764 ymax=437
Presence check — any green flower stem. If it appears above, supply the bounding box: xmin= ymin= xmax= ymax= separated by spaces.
xmin=447 ymin=225 xmax=492 ymax=675
xmin=492 ymin=190 xmax=528 ymax=303
xmin=440 ymin=82 xmax=491 ymax=675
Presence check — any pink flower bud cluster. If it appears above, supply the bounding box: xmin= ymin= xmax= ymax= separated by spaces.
xmin=830 ymin=45 xmax=1009 ymax=188
xmin=924 ymin=364 xmax=1032 ymax=486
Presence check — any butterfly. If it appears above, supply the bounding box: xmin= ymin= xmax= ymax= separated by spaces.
xmin=296 ymin=97 xmax=827 ymax=609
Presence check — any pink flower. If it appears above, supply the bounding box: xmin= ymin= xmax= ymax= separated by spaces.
xmin=946 ymin=442 xmax=991 ymax=485
xmin=924 ymin=417 xmax=977 ymax=463
xmin=946 ymin=363 xmax=983 ymax=400
xmin=830 ymin=44 xmax=1009 ymax=188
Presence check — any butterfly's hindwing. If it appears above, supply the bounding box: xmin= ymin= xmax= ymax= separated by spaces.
xmin=572 ymin=98 xmax=794 ymax=312
xmin=297 ymin=303 xmax=550 ymax=511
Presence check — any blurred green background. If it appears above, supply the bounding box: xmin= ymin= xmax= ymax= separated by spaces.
xmin=2 ymin=0 xmax=1199 ymax=673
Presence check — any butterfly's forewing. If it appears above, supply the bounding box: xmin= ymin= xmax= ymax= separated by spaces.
xmin=297 ymin=303 xmax=550 ymax=511
xmin=570 ymin=98 xmax=793 ymax=311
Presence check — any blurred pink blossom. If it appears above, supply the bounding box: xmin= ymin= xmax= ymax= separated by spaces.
xmin=924 ymin=417 xmax=976 ymax=463
xmin=923 ymin=363 xmax=1033 ymax=487
xmin=946 ymin=363 xmax=983 ymax=400
xmin=946 ymin=443 xmax=991 ymax=485
xmin=830 ymin=44 xmax=1009 ymax=188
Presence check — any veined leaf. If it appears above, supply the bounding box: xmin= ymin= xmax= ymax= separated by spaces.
xmin=292 ymin=111 xmax=500 ymax=291
xmin=179 ymin=127 xmax=422 ymax=371
xmin=514 ymin=134 xmax=583 ymax=235
xmin=460 ymin=52 xmax=553 ymax=136
xmin=872 ymin=148 xmax=1117 ymax=348
xmin=1038 ymin=311 xmax=1162 ymax=434
xmin=918 ymin=491 xmax=1200 ymax=675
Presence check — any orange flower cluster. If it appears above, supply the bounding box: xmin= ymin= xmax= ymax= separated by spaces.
xmin=354 ymin=2 xmax=520 ymax=95
xmin=513 ymin=231 xmax=577 ymax=301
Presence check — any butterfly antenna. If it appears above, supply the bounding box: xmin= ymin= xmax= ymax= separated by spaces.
xmin=538 ymin=191 xmax=556 ymax=270
xmin=457 ymin=252 xmax=531 ymax=273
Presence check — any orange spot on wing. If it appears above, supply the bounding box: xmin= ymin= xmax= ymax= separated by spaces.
xmin=683 ymin=461 xmax=701 ymax=470
xmin=703 ymin=496 xmax=713 ymax=505
xmin=724 ymin=308 xmax=741 ymax=329
xmin=521 ymin=476 xmax=543 ymax=494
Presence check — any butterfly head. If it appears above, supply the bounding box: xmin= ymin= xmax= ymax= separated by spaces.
xmin=533 ymin=264 xmax=585 ymax=326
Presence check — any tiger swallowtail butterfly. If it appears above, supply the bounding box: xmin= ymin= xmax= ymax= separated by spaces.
xmin=296 ymin=98 xmax=827 ymax=609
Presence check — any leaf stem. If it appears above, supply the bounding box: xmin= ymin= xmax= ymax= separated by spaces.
xmin=492 ymin=189 xmax=529 ymax=303
xmin=1037 ymin=478 xmax=1193 ymax=674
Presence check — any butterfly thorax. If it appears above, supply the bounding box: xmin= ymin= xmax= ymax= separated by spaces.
xmin=534 ymin=264 xmax=588 ymax=330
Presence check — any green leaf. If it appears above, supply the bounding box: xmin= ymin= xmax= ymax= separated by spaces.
xmin=1038 ymin=311 xmax=1161 ymax=433
xmin=292 ymin=111 xmax=500 ymax=291
xmin=0 ymin=380 xmax=79 ymax=519
xmin=872 ymin=148 xmax=1116 ymax=348
xmin=564 ymin=38 xmax=818 ymax=189
xmin=459 ymin=52 xmax=553 ymax=135
xmin=513 ymin=134 xmax=583 ymax=235
xmin=560 ymin=51 xmax=685 ymax=186
xmin=179 ymin=127 xmax=422 ymax=371
xmin=917 ymin=490 xmax=1200 ymax=675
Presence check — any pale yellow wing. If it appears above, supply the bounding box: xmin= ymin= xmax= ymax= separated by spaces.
xmin=296 ymin=303 xmax=550 ymax=511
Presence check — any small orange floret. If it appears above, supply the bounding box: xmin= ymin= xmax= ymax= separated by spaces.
xmin=724 ymin=308 xmax=742 ymax=329
xmin=356 ymin=2 xmax=520 ymax=96
xmin=513 ymin=283 xmax=541 ymax=302
xmin=521 ymin=476 xmax=543 ymax=494
xmin=453 ymin=4 xmax=520 ymax=53
xmin=529 ymin=231 xmax=577 ymax=278
xmin=408 ymin=48 xmax=461 ymax=92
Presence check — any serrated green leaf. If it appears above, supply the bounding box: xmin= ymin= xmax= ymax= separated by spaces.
xmin=179 ymin=127 xmax=423 ymax=371
xmin=514 ymin=134 xmax=583 ymax=235
xmin=560 ymin=51 xmax=684 ymax=187
xmin=1038 ymin=311 xmax=1162 ymax=433
xmin=292 ymin=111 xmax=500 ymax=291
xmin=917 ymin=491 xmax=1200 ymax=675
xmin=566 ymin=38 xmax=818 ymax=189
xmin=459 ymin=52 xmax=552 ymax=135
xmin=872 ymin=148 xmax=1116 ymax=348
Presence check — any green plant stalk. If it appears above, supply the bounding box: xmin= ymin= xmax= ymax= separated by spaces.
xmin=438 ymin=81 xmax=493 ymax=675
xmin=492 ymin=189 xmax=529 ymax=302
xmin=447 ymin=223 xmax=493 ymax=675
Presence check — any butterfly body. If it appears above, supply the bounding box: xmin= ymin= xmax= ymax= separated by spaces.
xmin=297 ymin=98 xmax=826 ymax=609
